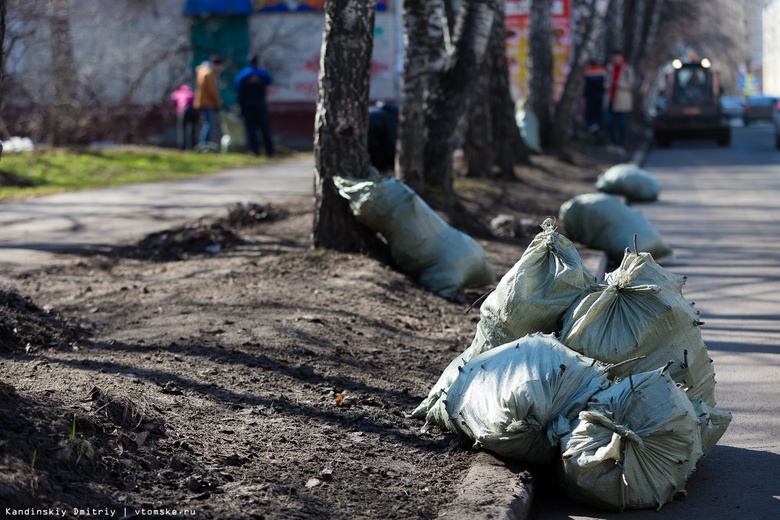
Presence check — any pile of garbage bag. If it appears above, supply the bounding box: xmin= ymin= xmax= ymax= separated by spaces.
xmin=333 ymin=173 xmax=496 ymax=299
xmin=411 ymin=221 xmax=731 ymax=511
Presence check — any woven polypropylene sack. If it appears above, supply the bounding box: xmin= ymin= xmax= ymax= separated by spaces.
xmin=408 ymin=219 xmax=595 ymax=427
xmin=333 ymin=175 xmax=495 ymax=298
xmin=561 ymin=250 xmax=717 ymax=407
xmin=559 ymin=192 xmax=672 ymax=263
xmin=443 ymin=334 xmax=609 ymax=463
xmin=692 ymin=398 xmax=732 ymax=459
xmin=596 ymin=163 xmax=659 ymax=201
xmin=561 ymin=368 xmax=703 ymax=511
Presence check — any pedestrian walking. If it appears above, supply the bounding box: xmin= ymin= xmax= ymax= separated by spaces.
xmin=234 ymin=56 xmax=275 ymax=157
xmin=170 ymin=85 xmax=198 ymax=150
xmin=194 ymin=54 xmax=225 ymax=149
xmin=604 ymin=50 xmax=635 ymax=155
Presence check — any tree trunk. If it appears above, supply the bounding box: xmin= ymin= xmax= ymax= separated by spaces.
xmin=465 ymin=4 xmax=530 ymax=178
xmin=396 ymin=0 xmax=446 ymax=193
xmin=550 ymin=0 xmax=611 ymax=151
xmin=312 ymin=0 xmax=383 ymax=253
xmin=425 ymin=0 xmax=497 ymax=196
xmin=605 ymin=0 xmax=625 ymax=55
xmin=487 ymin=5 xmax=529 ymax=176
xmin=463 ymin=69 xmax=492 ymax=177
xmin=527 ymin=0 xmax=554 ymax=148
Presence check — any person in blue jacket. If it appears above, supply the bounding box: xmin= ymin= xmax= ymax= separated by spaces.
xmin=234 ymin=56 xmax=275 ymax=157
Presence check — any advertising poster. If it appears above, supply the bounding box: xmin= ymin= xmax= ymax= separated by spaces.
xmin=505 ymin=0 xmax=571 ymax=102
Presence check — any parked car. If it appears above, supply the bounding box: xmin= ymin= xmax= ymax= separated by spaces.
xmin=743 ymin=95 xmax=777 ymax=125
xmin=719 ymin=96 xmax=745 ymax=123
xmin=773 ymin=98 xmax=780 ymax=149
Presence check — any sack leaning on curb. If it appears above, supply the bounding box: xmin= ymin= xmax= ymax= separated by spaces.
xmin=443 ymin=334 xmax=610 ymax=464
xmin=595 ymin=163 xmax=660 ymax=202
xmin=333 ymin=174 xmax=496 ymax=299
xmin=408 ymin=219 xmax=596 ymax=429
xmin=559 ymin=192 xmax=673 ymax=263
xmin=561 ymin=367 xmax=703 ymax=511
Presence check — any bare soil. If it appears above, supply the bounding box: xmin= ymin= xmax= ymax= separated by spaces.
xmin=0 ymin=147 xmax=619 ymax=519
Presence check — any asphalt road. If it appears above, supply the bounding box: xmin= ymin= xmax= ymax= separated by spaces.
xmin=0 ymin=155 xmax=314 ymax=274
xmin=534 ymin=125 xmax=780 ymax=519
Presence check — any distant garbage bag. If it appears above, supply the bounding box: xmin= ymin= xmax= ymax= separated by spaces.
xmin=408 ymin=219 xmax=595 ymax=427
xmin=561 ymin=250 xmax=717 ymax=407
xmin=595 ymin=163 xmax=659 ymax=202
xmin=219 ymin=110 xmax=246 ymax=153
xmin=559 ymin=192 xmax=673 ymax=263
xmin=561 ymin=368 xmax=703 ymax=511
xmin=443 ymin=334 xmax=610 ymax=463
xmin=333 ymin=175 xmax=496 ymax=299
xmin=515 ymin=101 xmax=542 ymax=153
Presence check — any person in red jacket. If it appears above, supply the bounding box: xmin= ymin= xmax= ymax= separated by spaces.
xmin=604 ymin=50 xmax=635 ymax=155
xmin=194 ymin=54 xmax=225 ymax=148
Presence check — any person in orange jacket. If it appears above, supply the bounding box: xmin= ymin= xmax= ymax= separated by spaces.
xmin=194 ymin=54 xmax=225 ymax=147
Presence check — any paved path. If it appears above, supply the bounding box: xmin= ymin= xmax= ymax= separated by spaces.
xmin=0 ymin=156 xmax=314 ymax=273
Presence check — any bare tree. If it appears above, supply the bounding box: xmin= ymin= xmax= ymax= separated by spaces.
xmin=312 ymin=0 xmax=385 ymax=253
xmin=464 ymin=5 xmax=529 ymax=178
xmin=424 ymin=0 xmax=499 ymax=196
xmin=527 ymin=0 xmax=553 ymax=148
xmin=396 ymin=0 xmax=448 ymax=193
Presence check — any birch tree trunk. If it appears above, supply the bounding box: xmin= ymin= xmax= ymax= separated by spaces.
xmin=424 ymin=0 xmax=497 ymax=195
xmin=527 ymin=0 xmax=553 ymax=148
xmin=312 ymin=0 xmax=385 ymax=253
xmin=487 ymin=4 xmax=530 ymax=175
xmin=396 ymin=0 xmax=447 ymax=192
xmin=550 ymin=0 xmax=611 ymax=151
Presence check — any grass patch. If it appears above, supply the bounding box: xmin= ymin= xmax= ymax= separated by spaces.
xmin=0 ymin=145 xmax=300 ymax=200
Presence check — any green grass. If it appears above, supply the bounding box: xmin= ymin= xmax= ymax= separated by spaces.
xmin=0 ymin=145 xmax=297 ymax=200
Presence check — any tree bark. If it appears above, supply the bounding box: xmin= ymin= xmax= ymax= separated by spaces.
xmin=527 ymin=0 xmax=554 ymax=148
xmin=487 ymin=5 xmax=529 ymax=176
xmin=312 ymin=0 xmax=383 ymax=253
xmin=465 ymin=4 xmax=530 ymax=178
xmin=396 ymin=0 xmax=446 ymax=193
xmin=463 ymin=69 xmax=492 ymax=177
xmin=425 ymin=0 xmax=497 ymax=195
xmin=550 ymin=0 xmax=611 ymax=151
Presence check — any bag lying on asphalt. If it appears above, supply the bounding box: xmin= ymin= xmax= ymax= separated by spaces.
xmin=561 ymin=367 xmax=703 ymax=511
xmin=595 ymin=163 xmax=659 ymax=202
xmin=558 ymin=192 xmax=673 ymax=263
xmin=443 ymin=334 xmax=610 ymax=463
xmin=408 ymin=219 xmax=595 ymax=428
xmin=333 ymin=175 xmax=496 ymax=299
xmin=560 ymin=250 xmax=731 ymax=458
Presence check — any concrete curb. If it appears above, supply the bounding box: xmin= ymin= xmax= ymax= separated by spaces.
xmin=440 ymin=452 xmax=534 ymax=520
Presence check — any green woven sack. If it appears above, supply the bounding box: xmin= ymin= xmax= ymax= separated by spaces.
xmin=561 ymin=368 xmax=703 ymax=511
xmin=408 ymin=219 xmax=595 ymax=428
xmin=595 ymin=163 xmax=659 ymax=202
xmin=443 ymin=334 xmax=610 ymax=463
xmin=559 ymin=192 xmax=672 ymax=263
xmin=561 ymin=250 xmax=717 ymax=407
xmin=334 ymin=175 xmax=496 ymax=298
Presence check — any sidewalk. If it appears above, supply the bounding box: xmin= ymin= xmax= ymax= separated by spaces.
xmin=0 ymin=156 xmax=314 ymax=273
